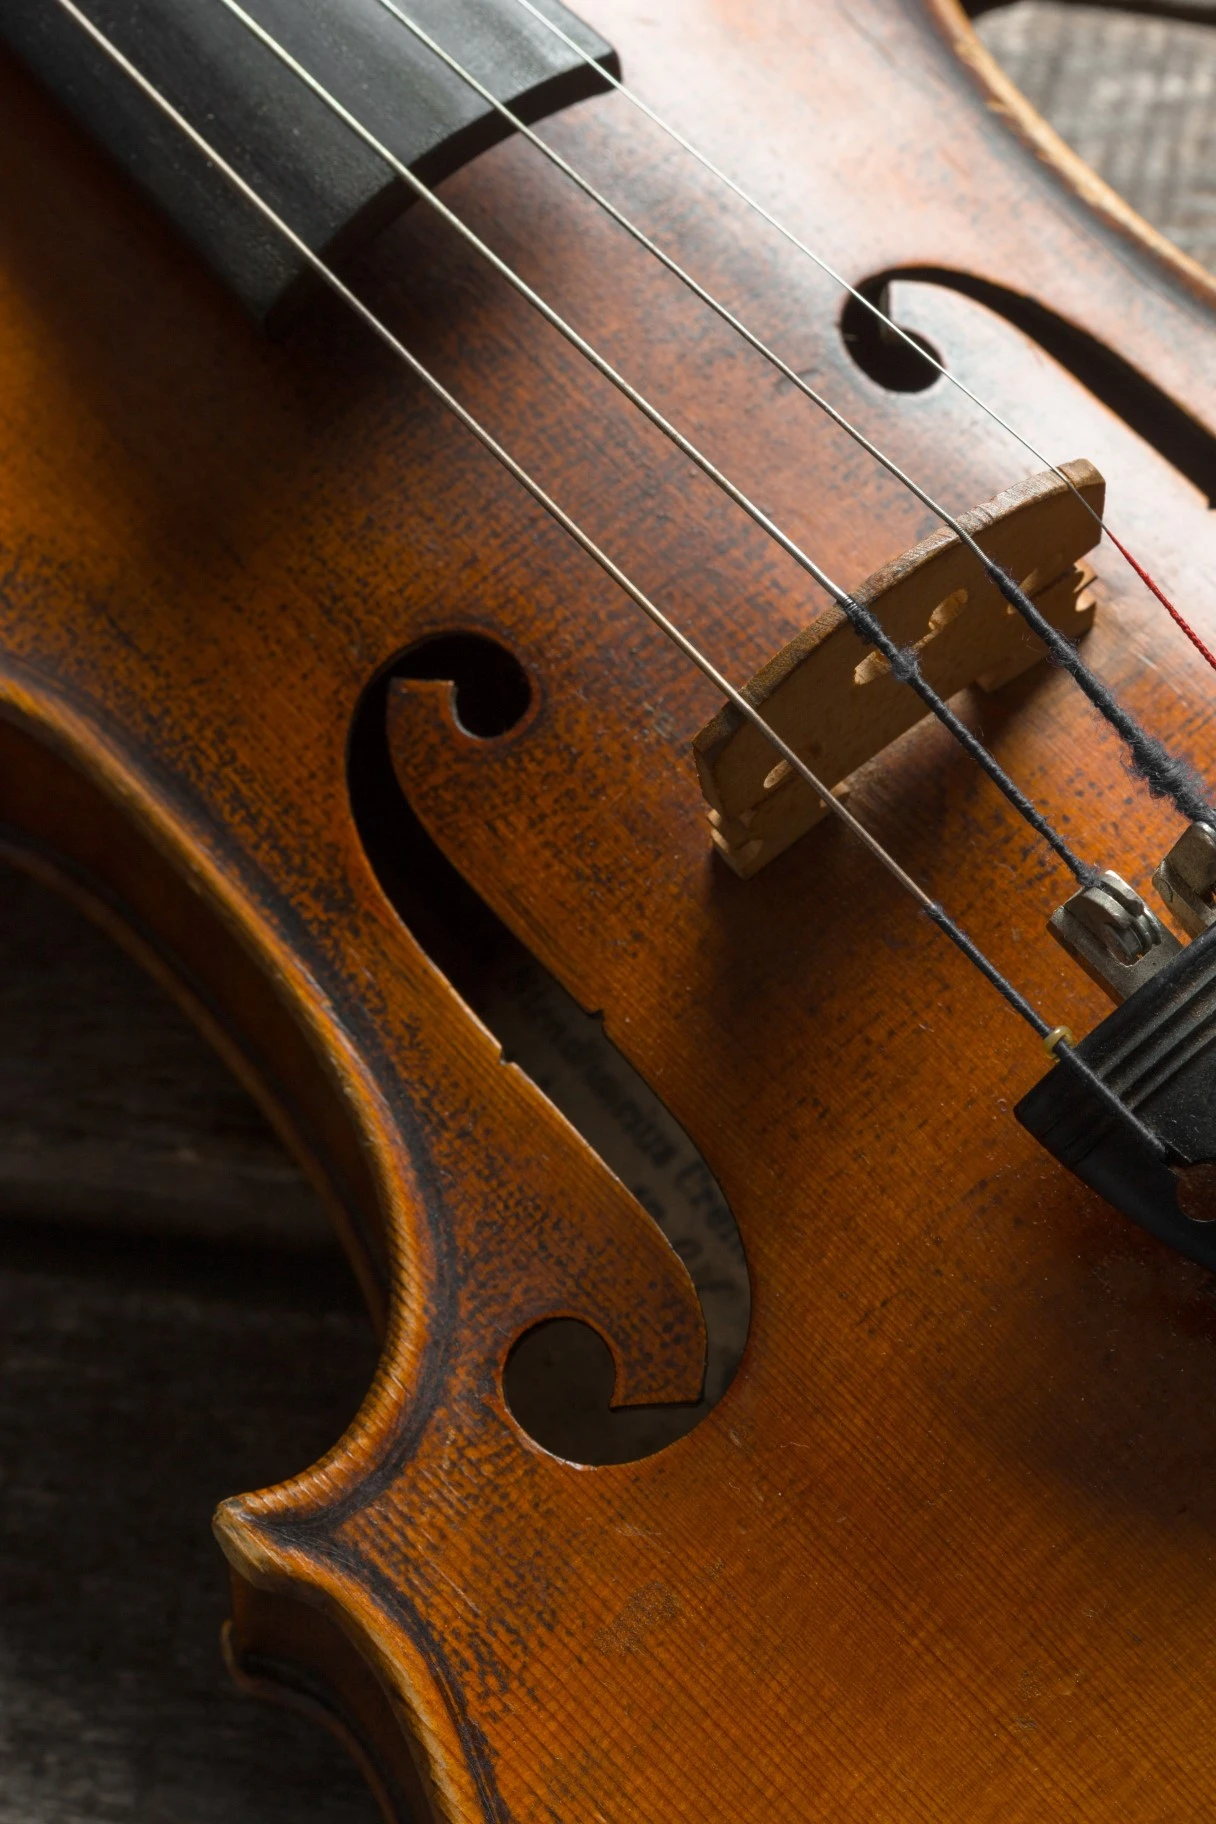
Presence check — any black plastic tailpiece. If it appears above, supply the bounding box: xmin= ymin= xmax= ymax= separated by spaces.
xmin=2 ymin=0 xmax=617 ymax=325
xmin=1017 ymin=920 xmax=1216 ymax=1270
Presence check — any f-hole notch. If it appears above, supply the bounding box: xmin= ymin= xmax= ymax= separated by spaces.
xmin=390 ymin=632 xmax=532 ymax=739
xmin=347 ymin=635 xmax=749 ymax=1467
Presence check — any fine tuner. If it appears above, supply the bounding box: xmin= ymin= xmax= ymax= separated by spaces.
xmin=695 ymin=446 xmax=1216 ymax=1270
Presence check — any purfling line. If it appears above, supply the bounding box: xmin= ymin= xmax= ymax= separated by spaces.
xmin=365 ymin=0 xmax=1209 ymax=839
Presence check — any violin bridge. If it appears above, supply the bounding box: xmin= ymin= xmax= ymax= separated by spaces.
xmin=694 ymin=460 xmax=1104 ymax=879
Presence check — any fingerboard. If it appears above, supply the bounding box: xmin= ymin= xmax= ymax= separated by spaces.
xmin=3 ymin=0 xmax=617 ymax=324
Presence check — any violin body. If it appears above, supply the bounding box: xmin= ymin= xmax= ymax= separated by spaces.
xmin=5 ymin=0 xmax=1216 ymax=1815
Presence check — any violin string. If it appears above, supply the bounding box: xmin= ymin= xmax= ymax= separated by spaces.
xmin=54 ymin=0 xmax=1166 ymax=1160
xmin=366 ymin=0 xmax=1061 ymax=566
xmin=212 ymin=0 xmax=1095 ymax=885
xmin=47 ymin=0 xmax=1165 ymax=1160
xmin=359 ymin=0 xmax=1214 ymax=835
xmin=506 ymin=0 xmax=1216 ymax=682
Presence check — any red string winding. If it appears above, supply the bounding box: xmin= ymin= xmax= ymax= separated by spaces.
xmin=1105 ymin=529 xmax=1216 ymax=676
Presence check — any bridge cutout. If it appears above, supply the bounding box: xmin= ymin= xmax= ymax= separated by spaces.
xmin=695 ymin=463 xmax=1101 ymax=878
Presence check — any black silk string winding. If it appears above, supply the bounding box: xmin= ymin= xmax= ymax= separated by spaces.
xmin=838 ymin=594 xmax=1098 ymax=885
xmin=180 ymin=0 xmax=1101 ymax=892
xmin=987 ymin=562 xmax=1216 ymax=827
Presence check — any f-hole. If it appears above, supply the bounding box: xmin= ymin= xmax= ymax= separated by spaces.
xmin=347 ymin=635 xmax=750 ymax=1467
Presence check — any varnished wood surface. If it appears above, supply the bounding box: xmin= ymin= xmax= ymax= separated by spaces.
xmin=8 ymin=0 xmax=1216 ymax=1817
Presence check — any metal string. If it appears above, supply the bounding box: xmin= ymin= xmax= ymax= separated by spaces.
xmin=503 ymin=0 xmax=1202 ymax=575
xmin=361 ymin=0 xmax=1213 ymax=835
xmin=207 ymin=0 xmax=1096 ymax=885
xmin=45 ymin=0 xmax=1165 ymax=1159
xmin=508 ymin=0 xmax=1216 ymax=683
xmin=366 ymin=0 xmax=1043 ymax=560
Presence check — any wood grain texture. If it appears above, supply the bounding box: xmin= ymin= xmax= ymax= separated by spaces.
xmin=7 ymin=0 xmax=1216 ymax=1817
xmin=0 ymin=0 xmax=617 ymax=324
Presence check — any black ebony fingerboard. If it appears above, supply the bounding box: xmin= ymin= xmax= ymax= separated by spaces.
xmin=3 ymin=0 xmax=618 ymax=323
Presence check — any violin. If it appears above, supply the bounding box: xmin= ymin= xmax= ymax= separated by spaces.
xmin=5 ymin=0 xmax=1216 ymax=1815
